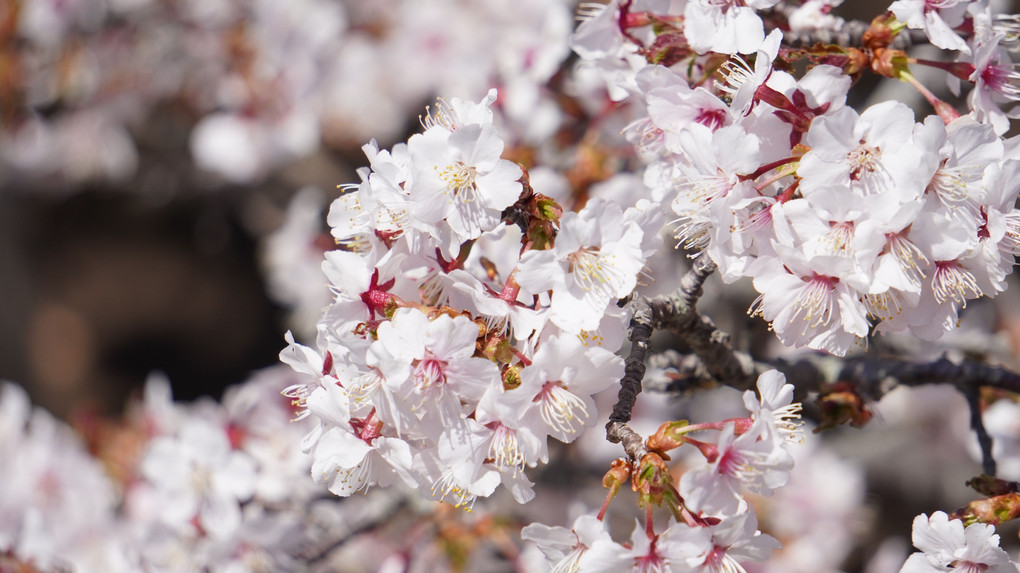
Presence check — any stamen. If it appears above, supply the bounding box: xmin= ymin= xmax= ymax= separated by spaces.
xmin=431 ymin=471 xmax=477 ymax=511
xmin=437 ymin=162 xmax=479 ymax=201
xmin=489 ymin=424 xmax=525 ymax=474
xmin=420 ymin=97 xmax=458 ymax=131
xmin=932 ymin=260 xmax=980 ymax=305
xmin=680 ymin=172 xmax=734 ymax=206
xmin=672 ymin=214 xmax=712 ymax=252
xmin=926 ymin=160 xmax=983 ymax=219
xmin=537 ymin=382 xmax=590 ymax=436
xmin=413 ymin=352 xmax=449 ymax=397
xmin=818 ymin=221 xmax=854 ymax=256
xmin=981 ymin=61 xmax=1020 ymax=101
xmin=575 ymin=2 xmax=608 ymax=23
xmin=1001 ymin=211 xmax=1020 ymax=254
xmin=886 ymin=232 xmax=929 ymax=290
xmin=327 ymin=456 xmax=374 ymax=495
xmin=865 ymin=290 xmax=904 ymax=321
xmin=716 ymin=55 xmax=754 ymax=97
xmin=567 ymin=246 xmax=627 ymax=298
xmin=281 ymin=383 xmax=316 ymax=421
xmin=773 ymin=403 xmax=805 ymax=444
xmin=846 ymin=139 xmax=891 ymax=194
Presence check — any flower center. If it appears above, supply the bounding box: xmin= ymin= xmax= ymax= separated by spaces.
xmin=846 ymin=139 xmax=886 ymax=191
xmin=820 ymin=221 xmax=854 ymax=256
xmin=567 ymin=245 xmax=624 ymax=295
xmin=789 ymin=274 xmax=839 ymax=331
xmin=885 ymin=231 xmax=929 ymax=289
xmin=488 ymin=423 xmax=525 ymax=474
xmin=414 ymin=353 xmax=449 ymax=396
xmin=438 ymin=162 xmax=478 ymax=200
xmin=932 ymin=261 xmax=980 ymax=305
xmin=980 ymin=61 xmax=1020 ymax=101
xmin=537 ymin=382 xmax=589 ymax=436
xmin=695 ymin=108 xmax=728 ymax=130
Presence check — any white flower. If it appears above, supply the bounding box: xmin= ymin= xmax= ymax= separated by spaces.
xmin=742 ymin=370 xmax=804 ymax=446
xmin=368 ymin=308 xmax=500 ymax=438
xmin=407 ymin=94 xmax=523 ymax=254
xmin=516 ymin=198 xmax=646 ymax=332
xmin=687 ymin=510 xmax=782 ymax=573
xmin=683 ymin=0 xmax=781 ymax=55
xmin=749 ymin=245 xmax=869 ymax=357
xmin=798 ymin=101 xmax=926 ymax=200
xmin=962 ymin=20 xmax=1020 ymax=135
xmin=139 ymin=417 xmax=257 ymax=539
xmin=309 ymin=423 xmax=417 ymax=497
xmin=899 ymin=511 xmax=1015 ymax=573
xmin=521 ymin=514 xmax=631 ymax=572
xmin=515 ymin=334 xmax=624 ymax=443
xmin=889 ymin=0 xmax=970 ymax=53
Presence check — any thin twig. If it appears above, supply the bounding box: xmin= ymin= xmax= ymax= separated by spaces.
xmin=964 ymin=383 xmax=997 ymax=476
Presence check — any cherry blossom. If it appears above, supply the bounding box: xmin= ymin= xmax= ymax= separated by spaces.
xmin=900 ymin=511 xmax=1016 ymax=573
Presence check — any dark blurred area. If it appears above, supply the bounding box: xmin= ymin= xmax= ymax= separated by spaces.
xmin=0 ymin=188 xmax=285 ymax=417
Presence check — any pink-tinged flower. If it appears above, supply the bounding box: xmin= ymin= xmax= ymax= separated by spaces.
xmin=749 ymin=246 xmax=869 ymax=357
xmin=915 ymin=116 xmax=1002 ymax=224
xmin=139 ymin=417 xmax=257 ymax=539
xmin=899 ymin=511 xmax=1015 ymax=573
xmin=475 ymin=377 xmax=546 ymax=475
xmin=787 ymin=0 xmax=846 ymax=34
xmin=716 ymin=29 xmax=783 ymax=117
xmin=640 ymin=65 xmax=732 ymax=136
xmin=309 ymin=418 xmax=417 ymax=497
xmin=981 ymin=159 xmax=1020 ymax=258
xmin=516 ymin=198 xmax=646 ymax=333
xmin=623 ymin=518 xmax=713 ymax=573
xmin=964 ymin=25 xmax=1020 ymax=135
xmin=419 ymin=89 xmax=499 ymax=132
xmin=515 ymin=334 xmax=624 ymax=444
xmin=327 ymin=140 xmax=421 ymax=251
xmin=670 ymin=123 xmax=763 ymax=253
xmin=889 ymin=0 xmax=970 ymax=53
xmin=521 ymin=514 xmax=631 ymax=572
xmin=680 ymin=421 xmax=794 ymax=515
xmin=570 ymin=1 xmax=625 ymax=60
xmin=686 ymin=510 xmax=782 ymax=573
xmin=368 ymin=308 xmax=500 ymax=438
xmin=420 ymin=419 xmax=502 ymax=510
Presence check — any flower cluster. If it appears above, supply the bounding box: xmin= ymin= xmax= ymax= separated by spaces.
xmin=282 ymin=89 xmax=657 ymax=508
xmin=0 ymin=369 xmax=326 ymax=571
xmin=573 ymin=0 xmax=1020 ymax=355
xmin=523 ymin=370 xmax=804 ymax=572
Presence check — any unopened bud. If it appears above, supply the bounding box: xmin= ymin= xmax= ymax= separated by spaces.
xmin=646 ymin=420 xmax=689 ymax=453
xmin=950 ymin=493 xmax=1020 ymax=526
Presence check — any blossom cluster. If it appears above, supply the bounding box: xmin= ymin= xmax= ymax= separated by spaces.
xmin=522 ymin=370 xmax=805 ymax=572
xmin=281 ymin=88 xmax=660 ymax=508
xmin=572 ymin=1 xmax=1020 ymax=355
xmin=273 ymin=1 xmax=1020 ymax=571
xmin=0 ymin=369 xmax=325 ymax=571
